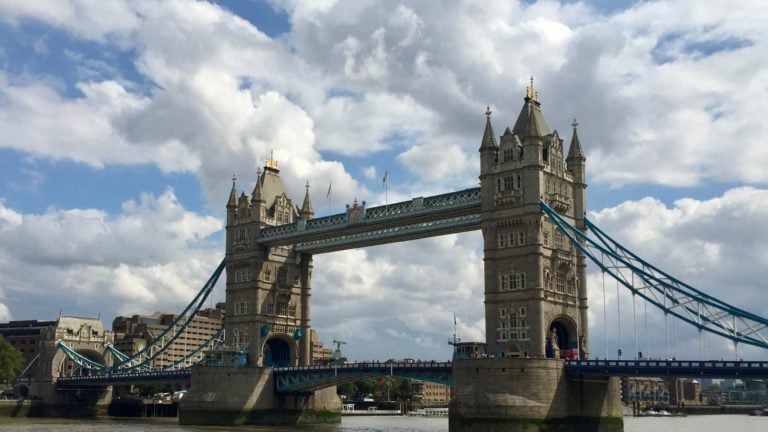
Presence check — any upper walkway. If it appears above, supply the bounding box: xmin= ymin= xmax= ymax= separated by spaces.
xmin=259 ymin=188 xmax=481 ymax=253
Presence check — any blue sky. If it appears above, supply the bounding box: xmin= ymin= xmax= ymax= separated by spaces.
xmin=1 ymin=0 xmax=768 ymax=361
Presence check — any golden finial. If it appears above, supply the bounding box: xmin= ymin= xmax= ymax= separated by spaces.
xmin=265 ymin=150 xmax=278 ymax=170
xmin=526 ymin=75 xmax=539 ymax=102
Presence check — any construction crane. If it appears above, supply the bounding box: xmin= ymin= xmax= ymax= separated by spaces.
xmin=331 ymin=339 xmax=347 ymax=364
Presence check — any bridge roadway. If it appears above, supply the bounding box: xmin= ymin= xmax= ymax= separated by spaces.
xmin=54 ymin=359 xmax=768 ymax=390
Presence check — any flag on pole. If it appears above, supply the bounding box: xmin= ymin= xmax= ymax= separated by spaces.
xmin=382 ymin=170 xmax=388 ymax=187
xmin=326 ymin=181 xmax=332 ymax=198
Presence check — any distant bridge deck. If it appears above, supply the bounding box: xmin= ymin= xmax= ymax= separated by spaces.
xmin=56 ymin=369 xmax=191 ymax=388
xmin=273 ymin=361 xmax=453 ymax=393
xmin=564 ymin=359 xmax=768 ymax=378
xmin=54 ymin=359 xmax=768 ymax=389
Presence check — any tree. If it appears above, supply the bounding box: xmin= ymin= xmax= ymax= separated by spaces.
xmin=0 ymin=334 xmax=25 ymax=382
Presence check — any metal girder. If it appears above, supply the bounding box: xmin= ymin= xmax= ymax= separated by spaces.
xmin=57 ymin=341 xmax=107 ymax=372
xmin=273 ymin=362 xmax=453 ymax=393
xmin=295 ymin=214 xmax=481 ymax=254
xmin=541 ymin=200 xmax=768 ymax=351
xmin=258 ymin=188 xmax=481 ymax=251
xmin=112 ymin=259 xmax=226 ymax=371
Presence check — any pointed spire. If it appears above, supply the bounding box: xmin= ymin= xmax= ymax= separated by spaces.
xmin=239 ymin=190 xmax=250 ymax=208
xmin=299 ymin=181 xmax=314 ymax=219
xmin=480 ymin=105 xmax=498 ymax=150
xmin=566 ymin=117 xmax=585 ymax=162
xmin=513 ymin=76 xmax=549 ymax=138
xmin=227 ymin=174 xmax=238 ymax=208
xmin=252 ymin=167 xmax=265 ymax=203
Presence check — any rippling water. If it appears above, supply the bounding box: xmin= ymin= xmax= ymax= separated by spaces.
xmin=1 ymin=415 xmax=767 ymax=431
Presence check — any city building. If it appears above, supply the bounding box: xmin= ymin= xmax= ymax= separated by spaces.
xmin=622 ymin=377 xmax=669 ymax=404
xmin=112 ymin=304 xmax=224 ymax=369
xmin=0 ymin=319 xmax=57 ymax=377
xmin=411 ymin=380 xmax=451 ymax=405
xmin=669 ymin=378 xmax=702 ymax=406
xmin=309 ymin=329 xmax=332 ymax=365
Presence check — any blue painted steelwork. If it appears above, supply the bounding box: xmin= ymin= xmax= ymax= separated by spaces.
xmin=15 ymin=354 xmax=39 ymax=380
xmin=57 ymin=341 xmax=107 ymax=372
xmin=163 ymin=325 xmax=226 ymax=370
xmin=295 ymin=213 xmax=481 ymax=253
xmin=273 ymin=361 xmax=453 ymax=393
xmin=56 ymin=369 xmax=191 ymax=388
xmin=112 ymin=258 xmax=226 ymax=371
xmin=54 ymin=259 xmax=226 ymax=373
xmin=540 ymin=200 xmax=768 ymax=351
xmin=565 ymin=359 xmax=768 ymax=378
xmin=258 ymin=188 xmax=481 ymax=252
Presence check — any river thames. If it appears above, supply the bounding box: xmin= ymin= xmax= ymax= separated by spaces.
xmin=1 ymin=415 xmax=767 ymax=431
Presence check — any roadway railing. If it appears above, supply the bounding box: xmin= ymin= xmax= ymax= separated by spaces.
xmin=55 ymin=369 xmax=191 ymax=387
xmin=565 ymin=359 xmax=768 ymax=378
xmin=273 ymin=361 xmax=453 ymax=393
xmin=273 ymin=360 xmax=453 ymax=373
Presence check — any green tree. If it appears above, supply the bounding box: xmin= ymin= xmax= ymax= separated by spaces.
xmin=337 ymin=382 xmax=357 ymax=399
xmin=0 ymin=334 xmax=25 ymax=382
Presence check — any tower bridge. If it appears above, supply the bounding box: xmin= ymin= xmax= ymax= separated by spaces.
xmin=23 ymin=80 xmax=768 ymax=431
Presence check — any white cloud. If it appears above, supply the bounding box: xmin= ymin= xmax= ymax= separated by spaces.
xmin=1 ymin=0 xmax=768 ymax=362
xmin=0 ymin=191 xmax=224 ymax=319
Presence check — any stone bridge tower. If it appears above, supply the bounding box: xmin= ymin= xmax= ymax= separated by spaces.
xmin=450 ymin=81 xmax=622 ymax=432
xmin=225 ymin=153 xmax=313 ymax=367
xmin=479 ymin=79 xmax=588 ymax=360
xmin=28 ymin=316 xmax=114 ymax=416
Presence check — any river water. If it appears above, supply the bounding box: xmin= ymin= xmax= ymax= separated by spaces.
xmin=0 ymin=415 xmax=766 ymax=431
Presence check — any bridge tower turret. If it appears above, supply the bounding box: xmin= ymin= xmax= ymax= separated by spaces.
xmin=224 ymin=152 xmax=313 ymax=367
xmin=479 ymin=78 xmax=588 ymax=360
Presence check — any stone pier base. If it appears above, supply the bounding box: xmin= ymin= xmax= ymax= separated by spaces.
xmin=179 ymin=365 xmax=341 ymax=426
xmin=26 ymin=380 xmax=112 ymax=418
xmin=449 ymin=358 xmax=623 ymax=432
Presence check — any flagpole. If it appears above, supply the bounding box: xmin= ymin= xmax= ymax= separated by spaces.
xmin=383 ymin=169 xmax=388 ymax=207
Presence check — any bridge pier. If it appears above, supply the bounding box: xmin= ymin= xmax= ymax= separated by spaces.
xmin=28 ymin=379 xmax=112 ymax=417
xmin=179 ymin=365 xmax=341 ymax=426
xmin=449 ymin=358 xmax=622 ymax=432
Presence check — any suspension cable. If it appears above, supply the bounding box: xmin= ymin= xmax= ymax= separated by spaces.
xmin=632 ymin=285 xmax=638 ymax=359
xmin=616 ymin=277 xmax=622 ymax=359
xmin=644 ymin=297 xmax=649 ymax=358
xmin=673 ymin=317 xmax=678 ymax=359
xmin=602 ymin=252 xmax=608 ymax=360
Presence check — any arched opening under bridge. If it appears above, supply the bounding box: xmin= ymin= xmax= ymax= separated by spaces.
xmin=263 ymin=337 xmax=293 ymax=367
xmin=546 ymin=316 xmax=578 ymax=359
